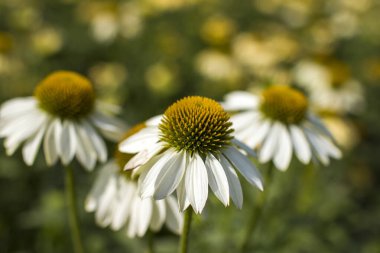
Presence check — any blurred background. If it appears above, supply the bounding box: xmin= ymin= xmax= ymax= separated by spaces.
xmin=1 ymin=0 xmax=380 ymax=252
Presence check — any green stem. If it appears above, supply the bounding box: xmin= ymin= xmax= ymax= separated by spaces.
xmin=179 ymin=208 xmax=193 ymax=253
xmin=64 ymin=165 xmax=85 ymax=253
xmin=240 ymin=164 xmax=275 ymax=252
xmin=146 ymin=231 xmax=155 ymax=253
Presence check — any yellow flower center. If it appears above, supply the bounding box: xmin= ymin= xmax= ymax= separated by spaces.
xmin=34 ymin=71 xmax=95 ymax=119
xmin=114 ymin=123 xmax=147 ymax=179
xmin=260 ymin=85 xmax=308 ymax=124
xmin=159 ymin=96 xmax=233 ymax=155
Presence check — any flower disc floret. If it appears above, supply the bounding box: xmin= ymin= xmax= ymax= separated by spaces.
xmin=159 ymin=96 xmax=233 ymax=155
xmin=260 ymin=85 xmax=308 ymax=124
xmin=35 ymin=71 xmax=95 ymax=119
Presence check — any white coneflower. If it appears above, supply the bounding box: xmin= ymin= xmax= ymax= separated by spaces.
xmin=223 ymin=85 xmax=342 ymax=171
xmin=0 ymin=71 xmax=125 ymax=170
xmin=86 ymin=124 xmax=182 ymax=238
xmin=119 ymin=96 xmax=263 ymax=214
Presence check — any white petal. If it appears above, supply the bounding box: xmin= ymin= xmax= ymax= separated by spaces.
xmin=154 ymin=151 xmax=187 ymax=199
xmin=205 ymin=154 xmax=229 ymax=206
xmin=259 ymin=122 xmax=281 ymax=163
xmin=139 ymin=150 xmax=176 ymax=198
xmin=119 ymin=126 xmax=160 ymax=154
xmin=219 ymin=155 xmax=243 ymax=209
xmin=273 ymin=124 xmax=293 ymax=171
xmin=110 ymin=180 xmax=135 ymax=230
xmin=230 ymin=111 xmax=259 ymax=131
xmin=85 ymin=162 xmax=117 ymax=212
xmin=176 ymin=178 xmax=190 ymax=211
xmin=90 ymin=112 xmax=125 ymax=141
xmin=246 ymin=119 xmax=271 ymax=148
xmin=74 ymin=123 xmax=97 ymax=171
xmin=289 ymin=125 xmax=311 ymax=164
xmin=165 ymin=196 xmax=183 ymax=234
xmin=223 ymin=147 xmax=263 ymax=191
xmin=43 ymin=120 xmax=60 ymax=166
xmin=146 ymin=115 xmax=163 ymax=126
xmin=222 ymin=91 xmax=259 ymax=110
xmin=60 ymin=120 xmax=77 ymax=165
xmin=22 ymin=121 xmax=48 ymax=166
xmin=185 ymin=154 xmax=208 ymax=214
xmin=95 ymin=174 xmax=118 ymax=227
xmin=307 ymin=113 xmax=334 ymax=140
xmin=150 ymin=200 xmax=166 ymax=231
xmin=81 ymin=120 xmax=108 ymax=163
xmin=304 ymin=129 xmax=329 ymax=165
xmin=2 ymin=110 xmax=46 ymax=151
xmin=232 ymin=138 xmax=257 ymax=158
xmin=136 ymin=198 xmax=153 ymax=237
xmin=0 ymin=97 xmax=36 ymax=120
xmin=53 ymin=119 xmax=63 ymax=157
xmin=125 ymin=143 xmax=163 ymax=171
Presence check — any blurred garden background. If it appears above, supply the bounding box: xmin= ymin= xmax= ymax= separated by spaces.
xmin=1 ymin=0 xmax=380 ymax=252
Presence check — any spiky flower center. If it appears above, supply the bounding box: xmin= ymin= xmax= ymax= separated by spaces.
xmin=34 ymin=71 xmax=95 ymax=119
xmin=159 ymin=96 xmax=233 ymax=155
xmin=114 ymin=123 xmax=146 ymax=179
xmin=260 ymin=85 xmax=308 ymax=124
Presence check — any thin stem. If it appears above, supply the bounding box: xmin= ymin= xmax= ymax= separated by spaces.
xmin=146 ymin=231 xmax=155 ymax=253
xmin=240 ymin=164 xmax=275 ymax=252
xmin=179 ymin=208 xmax=193 ymax=253
xmin=64 ymin=165 xmax=85 ymax=253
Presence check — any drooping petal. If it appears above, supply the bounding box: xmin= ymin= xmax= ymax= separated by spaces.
xmin=74 ymin=122 xmax=97 ymax=171
xmin=232 ymin=138 xmax=257 ymax=158
xmin=136 ymin=198 xmax=153 ymax=237
xmin=259 ymin=122 xmax=281 ymax=163
xmin=205 ymin=154 xmax=230 ymax=206
xmin=139 ymin=150 xmax=176 ymax=198
xmin=110 ymin=180 xmax=135 ymax=230
xmin=176 ymin=178 xmax=190 ymax=211
xmin=223 ymin=147 xmax=263 ymax=191
xmin=60 ymin=120 xmax=77 ymax=165
xmin=43 ymin=120 xmax=60 ymax=166
xmin=273 ymin=124 xmax=293 ymax=171
xmin=81 ymin=120 xmax=107 ymax=163
xmin=219 ymin=155 xmax=243 ymax=209
xmin=246 ymin=119 xmax=271 ymax=149
xmin=0 ymin=97 xmax=36 ymax=120
xmin=90 ymin=112 xmax=125 ymax=141
xmin=185 ymin=154 xmax=208 ymax=214
xmin=165 ymin=196 xmax=183 ymax=234
xmin=95 ymin=174 xmax=118 ymax=227
xmin=154 ymin=151 xmax=187 ymax=199
xmin=22 ymin=120 xmax=48 ymax=166
xmin=149 ymin=200 xmax=166 ymax=231
xmin=119 ymin=126 xmax=160 ymax=154
xmin=230 ymin=111 xmax=259 ymax=132
xmin=222 ymin=91 xmax=259 ymax=110
xmin=304 ymin=128 xmax=329 ymax=165
xmin=125 ymin=143 xmax=163 ymax=171
xmin=289 ymin=125 xmax=311 ymax=164
xmin=85 ymin=162 xmax=117 ymax=212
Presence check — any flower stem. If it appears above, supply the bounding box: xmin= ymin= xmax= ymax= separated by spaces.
xmin=64 ymin=165 xmax=85 ymax=253
xmin=179 ymin=208 xmax=193 ymax=253
xmin=146 ymin=231 xmax=155 ymax=253
xmin=240 ymin=164 xmax=275 ymax=252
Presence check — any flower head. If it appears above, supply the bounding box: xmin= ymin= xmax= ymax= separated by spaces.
xmin=86 ymin=126 xmax=182 ymax=237
xmin=119 ymin=96 xmax=263 ymax=214
xmin=0 ymin=71 xmax=125 ymax=170
xmin=223 ymin=86 xmax=342 ymax=171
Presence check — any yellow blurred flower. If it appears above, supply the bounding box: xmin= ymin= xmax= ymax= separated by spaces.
xmin=0 ymin=32 xmax=13 ymax=54
xmin=31 ymin=27 xmax=63 ymax=56
xmin=200 ymin=16 xmax=235 ymax=46
xmin=145 ymin=62 xmax=178 ymax=96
